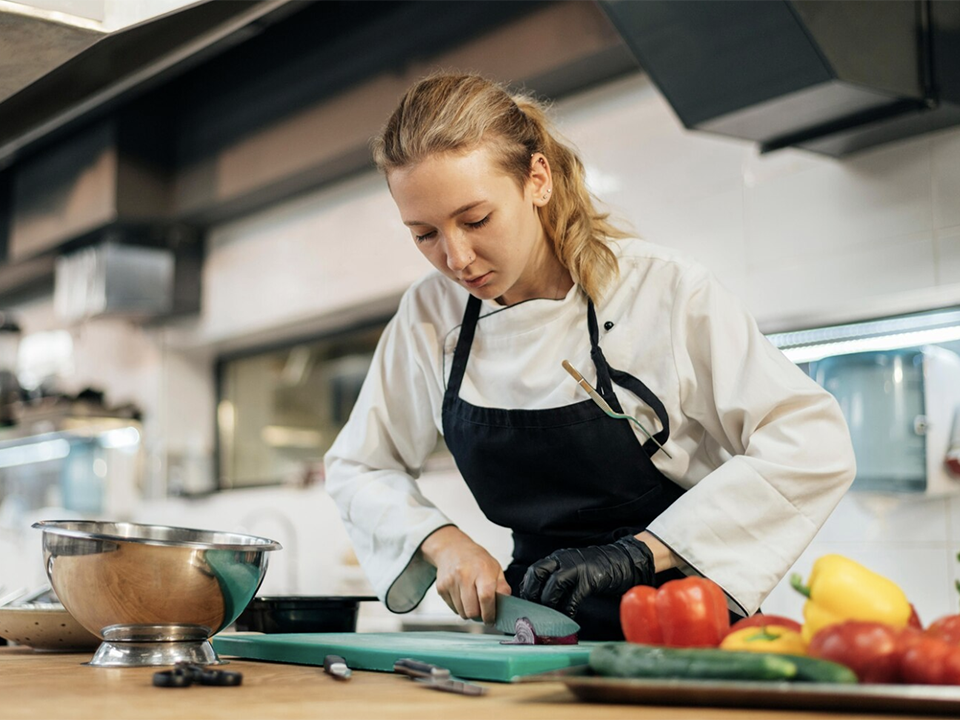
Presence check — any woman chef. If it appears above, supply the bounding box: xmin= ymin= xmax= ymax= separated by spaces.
xmin=324 ymin=73 xmax=856 ymax=640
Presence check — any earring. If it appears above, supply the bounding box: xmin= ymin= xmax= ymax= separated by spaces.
xmin=542 ymin=188 xmax=552 ymax=201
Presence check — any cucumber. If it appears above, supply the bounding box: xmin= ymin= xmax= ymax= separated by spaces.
xmin=589 ymin=643 xmax=799 ymax=682
xmin=775 ymin=654 xmax=858 ymax=684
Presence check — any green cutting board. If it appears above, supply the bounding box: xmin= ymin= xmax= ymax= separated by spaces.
xmin=212 ymin=631 xmax=597 ymax=682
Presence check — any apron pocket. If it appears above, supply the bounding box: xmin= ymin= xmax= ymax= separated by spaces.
xmin=576 ymin=485 xmax=662 ymax=524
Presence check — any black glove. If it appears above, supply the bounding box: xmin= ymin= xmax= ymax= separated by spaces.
xmin=519 ymin=536 xmax=655 ymax=618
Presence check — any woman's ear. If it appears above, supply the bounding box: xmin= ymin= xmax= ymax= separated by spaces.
xmin=529 ymin=153 xmax=552 ymax=208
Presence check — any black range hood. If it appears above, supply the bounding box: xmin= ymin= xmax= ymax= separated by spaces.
xmin=0 ymin=0 xmax=300 ymax=169
xmin=598 ymin=0 xmax=960 ymax=157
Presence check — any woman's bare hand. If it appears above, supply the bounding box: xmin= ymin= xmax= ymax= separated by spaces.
xmin=419 ymin=526 xmax=511 ymax=624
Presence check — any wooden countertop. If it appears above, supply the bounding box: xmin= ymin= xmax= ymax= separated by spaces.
xmin=0 ymin=646 xmax=936 ymax=720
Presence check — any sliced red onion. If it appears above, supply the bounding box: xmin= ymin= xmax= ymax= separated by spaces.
xmin=537 ymin=631 xmax=578 ymax=645
xmin=499 ymin=616 xmax=579 ymax=645
xmin=500 ymin=617 xmax=537 ymax=645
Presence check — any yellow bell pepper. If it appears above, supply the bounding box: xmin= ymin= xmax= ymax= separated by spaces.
xmin=720 ymin=625 xmax=808 ymax=656
xmin=791 ymin=554 xmax=912 ymax=643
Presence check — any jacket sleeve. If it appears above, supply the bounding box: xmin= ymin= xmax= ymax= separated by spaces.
xmin=324 ymin=293 xmax=452 ymax=613
xmin=646 ymin=265 xmax=857 ymax=614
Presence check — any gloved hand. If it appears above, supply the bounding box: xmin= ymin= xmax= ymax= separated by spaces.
xmin=519 ymin=536 xmax=655 ymax=618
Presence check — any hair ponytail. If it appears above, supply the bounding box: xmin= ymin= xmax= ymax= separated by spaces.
xmin=511 ymin=98 xmax=626 ymax=303
xmin=373 ymin=73 xmax=629 ymax=302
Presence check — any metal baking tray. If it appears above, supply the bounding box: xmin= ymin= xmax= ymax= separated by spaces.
xmin=519 ymin=666 xmax=960 ymax=715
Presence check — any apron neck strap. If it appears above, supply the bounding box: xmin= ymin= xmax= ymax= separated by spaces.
xmin=588 ymin=299 xmax=672 ymax=453
xmin=448 ymin=294 xmax=482 ymax=396
xmin=587 ymin=299 xmax=615 ymax=396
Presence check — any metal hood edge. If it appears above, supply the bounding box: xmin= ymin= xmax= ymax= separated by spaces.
xmin=598 ymin=0 xmax=960 ymax=157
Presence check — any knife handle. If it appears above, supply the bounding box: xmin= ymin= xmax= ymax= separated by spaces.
xmin=415 ymin=677 xmax=488 ymax=696
xmin=393 ymin=657 xmax=451 ymax=680
xmin=324 ymin=655 xmax=352 ymax=680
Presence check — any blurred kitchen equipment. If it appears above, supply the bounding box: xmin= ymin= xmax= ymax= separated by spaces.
xmin=0 ymin=313 xmax=23 ymax=426
xmin=561 ymin=359 xmax=672 ymax=459
xmin=0 ymin=601 xmax=101 ymax=651
xmin=809 ymin=345 xmax=960 ymax=495
xmin=14 ymin=329 xmax=73 ymax=398
xmin=234 ymin=595 xmax=376 ymax=634
xmin=0 ymin=415 xmax=144 ymax=538
xmin=0 ymin=583 xmax=100 ymax=650
xmin=945 ymin=407 xmax=960 ymax=478
xmin=32 ymin=520 xmax=281 ymax=667
xmin=0 ymin=587 xmax=28 ymax=607
xmin=53 ymin=242 xmax=175 ymax=323
xmin=0 ymin=585 xmax=53 ymax=606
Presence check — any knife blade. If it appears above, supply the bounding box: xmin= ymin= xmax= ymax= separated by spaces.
xmin=493 ymin=593 xmax=580 ymax=637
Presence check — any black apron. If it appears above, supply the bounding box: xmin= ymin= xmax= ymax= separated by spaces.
xmin=441 ymin=294 xmax=686 ymax=640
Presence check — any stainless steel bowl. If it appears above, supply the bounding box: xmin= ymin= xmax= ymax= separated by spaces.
xmin=32 ymin=520 xmax=282 ymax=667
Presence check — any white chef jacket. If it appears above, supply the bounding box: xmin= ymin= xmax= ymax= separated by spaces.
xmin=324 ymin=238 xmax=856 ymax=615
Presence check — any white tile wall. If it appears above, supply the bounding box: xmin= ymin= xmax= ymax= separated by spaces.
xmin=816 ymin=493 xmax=950 ymax=545
xmin=8 ymin=71 xmax=960 ymax=627
xmin=932 ymin=129 xmax=960 ymax=231
xmin=937 ymin=226 xmax=960 ymax=286
xmin=743 ymin=135 xmax=933 ymax=269
xmin=183 ymin=172 xmax=434 ymax=347
xmin=561 ymin=76 xmax=750 ymax=288
xmin=747 ymin=230 xmax=937 ymax=327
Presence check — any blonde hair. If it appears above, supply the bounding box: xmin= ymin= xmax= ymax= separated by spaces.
xmin=372 ymin=73 xmax=628 ymax=303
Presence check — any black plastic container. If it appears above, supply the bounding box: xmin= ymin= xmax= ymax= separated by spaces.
xmin=234 ymin=596 xmax=378 ymax=634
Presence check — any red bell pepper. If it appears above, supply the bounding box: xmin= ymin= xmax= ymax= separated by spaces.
xmin=901 ymin=632 xmax=960 ymax=685
xmin=620 ymin=577 xmax=730 ymax=648
xmin=808 ymin=621 xmax=907 ymax=683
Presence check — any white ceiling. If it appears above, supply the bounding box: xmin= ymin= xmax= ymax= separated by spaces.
xmin=0 ymin=0 xmax=200 ymax=104
xmin=2 ymin=0 xmax=200 ymax=31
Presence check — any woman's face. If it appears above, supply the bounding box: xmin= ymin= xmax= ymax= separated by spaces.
xmin=387 ymin=144 xmax=553 ymax=306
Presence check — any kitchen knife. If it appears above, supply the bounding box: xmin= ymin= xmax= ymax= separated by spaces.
xmin=415 ymin=677 xmax=488 ymax=696
xmin=492 ymin=593 xmax=580 ymax=638
xmin=324 ymin=654 xmax=352 ymax=680
xmin=393 ymin=658 xmax=451 ymax=680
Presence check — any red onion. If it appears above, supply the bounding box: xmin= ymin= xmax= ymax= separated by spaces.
xmin=499 ymin=617 xmax=579 ymax=645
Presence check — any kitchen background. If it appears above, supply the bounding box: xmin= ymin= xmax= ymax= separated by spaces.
xmin=2 ymin=0 xmax=960 ymax=631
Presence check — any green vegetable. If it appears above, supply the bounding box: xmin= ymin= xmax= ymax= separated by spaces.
xmin=780 ymin=654 xmax=858 ymax=684
xmin=588 ymin=644 xmax=860 ymax=684
xmin=589 ymin=644 xmax=798 ymax=682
